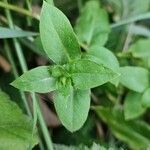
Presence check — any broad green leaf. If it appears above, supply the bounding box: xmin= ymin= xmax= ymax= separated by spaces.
xmin=142 ymin=88 xmax=150 ymax=108
xmin=0 ymin=90 xmax=38 ymax=150
xmin=40 ymin=1 xmax=81 ymax=64
xmin=0 ymin=27 xmax=38 ymax=39
xmin=129 ymin=39 xmax=150 ymax=58
xmin=75 ymin=0 xmax=110 ymax=47
xmin=93 ymin=106 xmax=150 ymax=150
xmin=120 ymin=66 xmax=149 ymax=93
xmin=11 ymin=66 xmax=57 ymax=93
xmin=83 ymin=46 xmax=120 ymax=86
xmin=66 ymin=59 xmax=119 ymax=89
xmin=54 ymin=81 xmax=91 ymax=132
xmin=124 ymin=92 xmax=146 ymax=120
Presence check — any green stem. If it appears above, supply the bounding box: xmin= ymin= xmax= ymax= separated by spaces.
xmin=4 ymin=2 xmax=28 ymax=73
xmin=36 ymin=96 xmax=54 ymax=150
xmin=77 ymin=0 xmax=82 ymax=13
xmin=26 ymin=0 xmax=32 ymax=12
xmin=4 ymin=40 xmax=31 ymax=116
xmin=14 ymin=39 xmax=28 ymax=72
xmin=0 ymin=1 xmax=39 ymax=20
xmin=39 ymin=138 xmax=45 ymax=150
xmin=28 ymin=92 xmax=38 ymax=150
xmin=25 ymin=0 xmax=32 ymax=26
xmin=111 ymin=12 xmax=150 ymax=28
xmin=4 ymin=41 xmax=18 ymax=77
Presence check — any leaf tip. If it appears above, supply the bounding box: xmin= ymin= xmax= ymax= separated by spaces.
xmin=10 ymin=80 xmax=18 ymax=88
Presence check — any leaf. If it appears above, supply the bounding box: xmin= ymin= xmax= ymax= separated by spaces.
xmin=66 ymin=59 xmax=119 ymax=89
xmin=0 ymin=90 xmax=38 ymax=150
xmin=0 ymin=27 xmax=38 ymax=39
xmin=129 ymin=38 xmax=150 ymax=58
xmin=54 ymin=80 xmax=91 ymax=132
xmin=83 ymin=46 xmax=120 ymax=86
xmin=124 ymin=92 xmax=146 ymax=120
xmin=142 ymin=88 xmax=150 ymax=108
xmin=75 ymin=0 xmax=110 ymax=47
xmin=120 ymin=66 xmax=149 ymax=93
xmin=40 ymin=1 xmax=81 ymax=64
xmin=11 ymin=66 xmax=57 ymax=93
xmin=54 ymin=143 xmax=108 ymax=150
xmin=93 ymin=106 xmax=150 ymax=150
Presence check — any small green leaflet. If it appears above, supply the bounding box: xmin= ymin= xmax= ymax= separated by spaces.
xmin=0 ymin=90 xmax=38 ymax=150
xmin=83 ymin=46 xmax=120 ymax=86
xmin=75 ymin=0 xmax=110 ymax=48
xmin=40 ymin=1 xmax=81 ymax=64
xmin=11 ymin=66 xmax=57 ymax=93
xmin=124 ymin=92 xmax=146 ymax=120
xmin=0 ymin=27 xmax=38 ymax=39
xmin=93 ymin=106 xmax=150 ymax=150
xmin=54 ymin=82 xmax=91 ymax=132
xmin=141 ymin=88 xmax=150 ymax=108
xmin=66 ymin=59 xmax=119 ymax=89
xmin=120 ymin=66 xmax=149 ymax=93
xmin=129 ymin=38 xmax=150 ymax=58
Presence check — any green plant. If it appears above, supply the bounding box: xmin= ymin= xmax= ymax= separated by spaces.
xmin=11 ymin=1 xmax=119 ymax=132
xmin=1 ymin=0 xmax=150 ymax=149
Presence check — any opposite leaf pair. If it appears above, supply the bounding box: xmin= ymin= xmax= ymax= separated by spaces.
xmin=11 ymin=1 xmax=119 ymax=132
